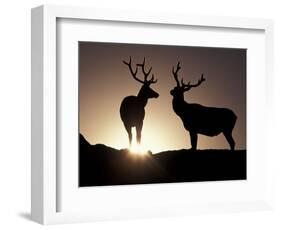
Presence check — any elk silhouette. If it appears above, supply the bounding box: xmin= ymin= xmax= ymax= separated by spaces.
xmin=170 ymin=62 xmax=237 ymax=150
xmin=120 ymin=57 xmax=159 ymax=147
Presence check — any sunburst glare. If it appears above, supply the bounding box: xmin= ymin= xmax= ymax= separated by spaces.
xmin=129 ymin=141 xmax=148 ymax=155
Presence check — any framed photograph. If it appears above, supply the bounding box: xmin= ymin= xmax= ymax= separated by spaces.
xmin=31 ymin=5 xmax=274 ymax=225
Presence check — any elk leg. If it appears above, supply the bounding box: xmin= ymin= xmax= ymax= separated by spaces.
xmin=223 ymin=131 xmax=235 ymax=151
xmin=136 ymin=122 xmax=143 ymax=145
xmin=190 ymin=131 xmax=198 ymax=150
xmin=124 ymin=125 xmax=132 ymax=147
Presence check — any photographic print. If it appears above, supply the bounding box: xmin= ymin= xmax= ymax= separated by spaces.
xmin=79 ymin=42 xmax=246 ymax=187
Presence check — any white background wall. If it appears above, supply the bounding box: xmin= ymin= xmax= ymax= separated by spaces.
xmin=0 ymin=0 xmax=280 ymax=229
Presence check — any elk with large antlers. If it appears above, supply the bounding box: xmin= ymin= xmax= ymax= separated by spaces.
xmin=120 ymin=57 xmax=159 ymax=148
xmin=170 ymin=62 xmax=237 ymax=150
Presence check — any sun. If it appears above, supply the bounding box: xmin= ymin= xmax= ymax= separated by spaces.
xmin=129 ymin=142 xmax=148 ymax=155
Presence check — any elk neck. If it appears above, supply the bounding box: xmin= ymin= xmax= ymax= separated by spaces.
xmin=172 ymin=94 xmax=188 ymax=115
xmin=137 ymin=90 xmax=149 ymax=107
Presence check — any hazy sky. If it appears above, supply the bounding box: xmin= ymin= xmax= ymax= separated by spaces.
xmin=79 ymin=42 xmax=246 ymax=152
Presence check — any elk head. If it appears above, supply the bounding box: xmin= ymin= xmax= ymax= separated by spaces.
xmin=170 ymin=62 xmax=205 ymax=99
xmin=123 ymin=57 xmax=159 ymax=99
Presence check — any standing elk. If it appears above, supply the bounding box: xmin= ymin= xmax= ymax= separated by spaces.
xmin=170 ymin=62 xmax=237 ymax=150
xmin=120 ymin=57 xmax=159 ymax=148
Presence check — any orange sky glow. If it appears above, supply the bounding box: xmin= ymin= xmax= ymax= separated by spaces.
xmin=79 ymin=42 xmax=246 ymax=153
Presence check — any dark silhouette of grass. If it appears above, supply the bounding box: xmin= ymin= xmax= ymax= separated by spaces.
xmin=79 ymin=134 xmax=246 ymax=187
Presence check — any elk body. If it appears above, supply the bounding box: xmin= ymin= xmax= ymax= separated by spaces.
xmin=120 ymin=57 xmax=159 ymax=147
xmin=170 ymin=62 xmax=237 ymax=150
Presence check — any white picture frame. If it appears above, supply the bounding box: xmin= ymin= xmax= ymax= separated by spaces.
xmin=31 ymin=5 xmax=274 ymax=225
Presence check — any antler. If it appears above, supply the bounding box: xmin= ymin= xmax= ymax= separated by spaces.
xmin=123 ymin=56 xmax=143 ymax=84
xmin=172 ymin=62 xmax=181 ymax=86
xmin=182 ymin=74 xmax=205 ymax=91
xmin=123 ymin=57 xmax=157 ymax=84
xmin=137 ymin=57 xmax=157 ymax=84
